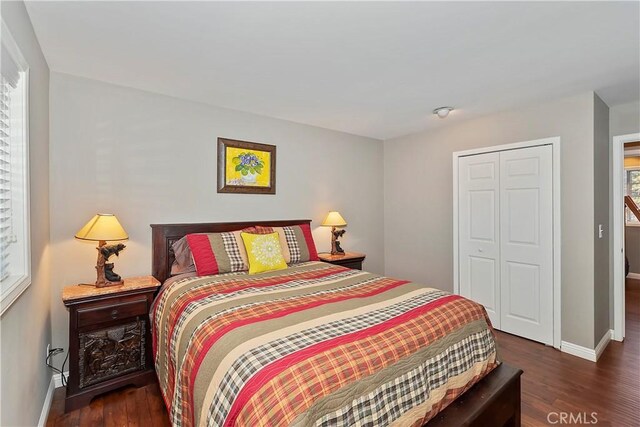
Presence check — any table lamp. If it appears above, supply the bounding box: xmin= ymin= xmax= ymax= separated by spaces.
xmin=321 ymin=211 xmax=347 ymax=255
xmin=75 ymin=213 xmax=128 ymax=287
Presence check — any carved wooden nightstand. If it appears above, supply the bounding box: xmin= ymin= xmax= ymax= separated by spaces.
xmin=318 ymin=252 xmax=366 ymax=270
xmin=62 ymin=275 xmax=160 ymax=412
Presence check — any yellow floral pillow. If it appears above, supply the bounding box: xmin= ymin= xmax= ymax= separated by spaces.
xmin=241 ymin=232 xmax=288 ymax=275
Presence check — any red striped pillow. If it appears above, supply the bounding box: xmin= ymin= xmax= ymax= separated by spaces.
xmin=186 ymin=232 xmax=248 ymax=276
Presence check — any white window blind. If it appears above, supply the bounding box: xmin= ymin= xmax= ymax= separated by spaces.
xmin=0 ymin=20 xmax=30 ymax=314
xmin=0 ymin=72 xmax=13 ymax=282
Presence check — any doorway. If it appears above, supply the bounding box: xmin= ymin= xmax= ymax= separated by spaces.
xmin=612 ymin=133 xmax=640 ymax=342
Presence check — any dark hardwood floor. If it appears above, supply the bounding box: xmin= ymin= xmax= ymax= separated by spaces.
xmin=46 ymin=279 xmax=640 ymax=427
xmin=46 ymin=378 xmax=170 ymax=427
xmin=495 ymin=277 xmax=640 ymax=426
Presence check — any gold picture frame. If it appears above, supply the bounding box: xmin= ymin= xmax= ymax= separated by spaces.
xmin=217 ymin=138 xmax=276 ymax=194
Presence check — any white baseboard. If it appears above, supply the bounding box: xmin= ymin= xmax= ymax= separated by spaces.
xmin=38 ymin=375 xmax=55 ymax=427
xmin=627 ymin=272 xmax=640 ymax=280
xmin=53 ymin=371 xmax=69 ymax=388
xmin=594 ymin=329 xmax=613 ymax=360
xmin=561 ymin=329 xmax=612 ymax=362
xmin=561 ymin=341 xmax=597 ymax=361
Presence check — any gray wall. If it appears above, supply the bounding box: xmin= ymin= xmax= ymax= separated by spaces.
xmin=593 ymin=94 xmax=610 ymax=344
xmin=610 ymin=101 xmax=640 ymax=137
xmin=384 ymin=92 xmax=599 ymax=349
xmin=48 ymin=72 xmax=385 ymax=366
xmin=0 ymin=2 xmax=52 ymax=426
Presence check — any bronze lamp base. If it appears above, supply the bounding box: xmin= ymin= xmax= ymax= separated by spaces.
xmin=92 ymin=240 xmax=126 ymax=287
xmin=330 ymin=226 xmax=346 ymax=256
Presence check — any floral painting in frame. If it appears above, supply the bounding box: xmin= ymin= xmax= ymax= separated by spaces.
xmin=217 ymin=138 xmax=276 ymax=194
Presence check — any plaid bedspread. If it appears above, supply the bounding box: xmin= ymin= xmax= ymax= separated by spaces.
xmin=151 ymin=262 xmax=499 ymax=427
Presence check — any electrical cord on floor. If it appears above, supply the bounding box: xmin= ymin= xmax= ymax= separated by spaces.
xmin=46 ymin=348 xmax=68 ymax=387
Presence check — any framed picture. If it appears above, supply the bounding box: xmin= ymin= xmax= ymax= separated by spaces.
xmin=217 ymin=137 xmax=276 ymax=194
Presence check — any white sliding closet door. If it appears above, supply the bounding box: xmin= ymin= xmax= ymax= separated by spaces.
xmin=499 ymin=145 xmax=553 ymax=345
xmin=458 ymin=152 xmax=501 ymax=328
xmin=457 ymin=144 xmax=553 ymax=345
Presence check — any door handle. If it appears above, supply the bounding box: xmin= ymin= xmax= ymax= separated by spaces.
xmin=478 ymin=248 xmax=484 ymax=253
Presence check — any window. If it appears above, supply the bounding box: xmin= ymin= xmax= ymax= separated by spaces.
xmin=0 ymin=21 xmax=30 ymax=315
xmin=626 ymin=167 xmax=640 ymax=224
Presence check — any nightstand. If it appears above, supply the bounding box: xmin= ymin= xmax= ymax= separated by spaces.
xmin=318 ymin=252 xmax=366 ymax=270
xmin=62 ymin=275 xmax=160 ymax=412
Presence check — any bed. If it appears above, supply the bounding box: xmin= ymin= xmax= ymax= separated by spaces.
xmin=150 ymin=220 xmax=522 ymax=427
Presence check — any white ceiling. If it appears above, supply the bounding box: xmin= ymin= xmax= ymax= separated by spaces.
xmin=25 ymin=1 xmax=640 ymax=140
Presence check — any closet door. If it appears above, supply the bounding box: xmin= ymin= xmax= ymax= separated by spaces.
xmin=499 ymin=145 xmax=553 ymax=345
xmin=458 ymin=152 xmax=501 ymax=328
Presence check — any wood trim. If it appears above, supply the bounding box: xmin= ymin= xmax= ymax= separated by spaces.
xmin=150 ymin=219 xmax=312 ymax=283
xmin=625 ymin=195 xmax=640 ymax=222
xmin=217 ymin=138 xmax=276 ymax=194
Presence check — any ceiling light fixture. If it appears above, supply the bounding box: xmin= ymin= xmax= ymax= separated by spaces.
xmin=433 ymin=106 xmax=454 ymax=119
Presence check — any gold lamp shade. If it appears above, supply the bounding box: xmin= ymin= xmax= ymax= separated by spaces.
xmin=75 ymin=214 xmax=128 ymax=288
xmin=75 ymin=214 xmax=128 ymax=244
xmin=321 ymin=211 xmax=347 ymax=227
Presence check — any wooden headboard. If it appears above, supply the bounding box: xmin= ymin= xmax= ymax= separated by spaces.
xmin=150 ymin=219 xmax=312 ymax=283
